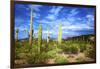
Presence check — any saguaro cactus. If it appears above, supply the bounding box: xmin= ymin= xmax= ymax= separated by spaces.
xmin=38 ymin=24 xmax=42 ymax=52
xmin=58 ymin=23 xmax=62 ymax=44
xmin=29 ymin=8 xmax=33 ymax=46
xmin=15 ymin=28 xmax=19 ymax=41
xmin=47 ymin=27 xmax=50 ymax=43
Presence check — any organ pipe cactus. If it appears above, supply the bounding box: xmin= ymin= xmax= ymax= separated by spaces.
xmin=58 ymin=23 xmax=62 ymax=44
xmin=29 ymin=8 xmax=33 ymax=46
xmin=15 ymin=28 xmax=19 ymax=41
xmin=38 ymin=24 xmax=42 ymax=52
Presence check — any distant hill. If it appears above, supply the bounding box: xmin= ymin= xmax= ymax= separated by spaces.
xmin=63 ymin=34 xmax=95 ymax=41
xmin=17 ymin=34 xmax=95 ymax=42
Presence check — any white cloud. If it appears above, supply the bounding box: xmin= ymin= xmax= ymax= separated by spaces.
xmin=42 ymin=30 xmax=53 ymax=34
xmin=68 ymin=9 xmax=79 ymax=17
xmin=50 ymin=6 xmax=63 ymax=15
xmin=86 ymin=14 xmax=94 ymax=26
xmin=46 ymin=6 xmax=63 ymax=20
xmin=86 ymin=14 xmax=94 ymax=21
xmin=46 ymin=15 xmax=56 ymax=20
xmin=62 ymin=23 xmax=93 ymax=31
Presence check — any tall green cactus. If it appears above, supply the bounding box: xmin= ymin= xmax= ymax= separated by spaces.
xmin=15 ymin=28 xmax=19 ymax=41
xmin=47 ymin=27 xmax=50 ymax=43
xmin=58 ymin=23 xmax=62 ymax=44
xmin=38 ymin=24 xmax=42 ymax=52
xmin=29 ymin=8 xmax=33 ymax=46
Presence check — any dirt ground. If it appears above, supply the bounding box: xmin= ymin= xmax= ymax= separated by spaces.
xmin=46 ymin=52 xmax=94 ymax=64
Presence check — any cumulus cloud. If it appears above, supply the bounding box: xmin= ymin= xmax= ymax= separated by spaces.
xmin=68 ymin=9 xmax=79 ymax=17
xmin=46 ymin=6 xmax=63 ymax=20
xmin=62 ymin=23 xmax=93 ymax=31
xmin=15 ymin=4 xmax=95 ymax=39
xmin=86 ymin=14 xmax=94 ymax=21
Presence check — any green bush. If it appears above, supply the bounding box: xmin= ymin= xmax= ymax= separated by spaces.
xmin=59 ymin=43 xmax=79 ymax=54
xmin=59 ymin=43 xmax=70 ymax=53
xmin=15 ymin=42 xmax=23 ymax=59
xmin=84 ymin=45 xmax=95 ymax=59
xmin=26 ymin=44 xmax=58 ymax=64
xmin=79 ymin=43 xmax=86 ymax=52
xmin=69 ymin=44 xmax=79 ymax=54
xmin=46 ymin=50 xmax=57 ymax=58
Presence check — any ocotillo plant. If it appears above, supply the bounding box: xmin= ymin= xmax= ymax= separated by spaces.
xmin=15 ymin=28 xmax=19 ymax=42
xmin=29 ymin=8 xmax=33 ymax=46
xmin=58 ymin=23 xmax=62 ymax=45
xmin=38 ymin=24 xmax=42 ymax=52
xmin=47 ymin=27 xmax=50 ymax=43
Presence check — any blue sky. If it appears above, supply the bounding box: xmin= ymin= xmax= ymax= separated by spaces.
xmin=14 ymin=4 xmax=95 ymax=39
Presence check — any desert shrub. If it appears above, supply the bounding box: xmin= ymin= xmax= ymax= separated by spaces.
xmin=61 ymin=46 xmax=71 ymax=54
xmin=79 ymin=43 xmax=87 ymax=52
xmin=46 ymin=49 xmax=57 ymax=58
xmin=84 ymin=45 xmax=95 ymax=59
xmin=26 ymin=45 xmax=41 ymax=64
xmin=15 ymin=42 xmax=22 ymax=48
xmin=15 ymin=42 xmax=23 ymax=59
xmin=59 ymin=43 xmax=70 ymax=53
xmin=55 ymin=55 xmax=68 ymax=64
xmin=59 ymin=43 xmax=79 ymax=54
xmin=15 ymin=50 xmax=21 ymax=59
xmin=69 ymin=44 xmax=79 ymax=54
xmin=26 ymin=44 xmax=58 ymax=64
xmin=15 ymin=42 xmax=33 ymax=60
xmin=40 ymin=42 xmax=57 ymax=53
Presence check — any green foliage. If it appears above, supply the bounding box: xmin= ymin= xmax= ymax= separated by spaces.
xmin=55 ymin=55 xmax=68 ymax=64
xmin=15 ymin=42 xmax=22 ymax=59
xmin=79 ymin=43 xmax=87 ymax=52
xmin=60 ymin=43 xmax=79 ymax=54
xmin=15 ymin=42 xmax=31 ymax=60
xmin=27 ymin=44 xmax=57 ymax=64
xmin=69 ymin=44 xmax=79 ymax=54
xmin=15 ymin=34 xmax=95 ymax=64
xmin=46 ymin=50 xmax=57 ymax=58
xmin=84 ymin=45 xmax=95 ymax=59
